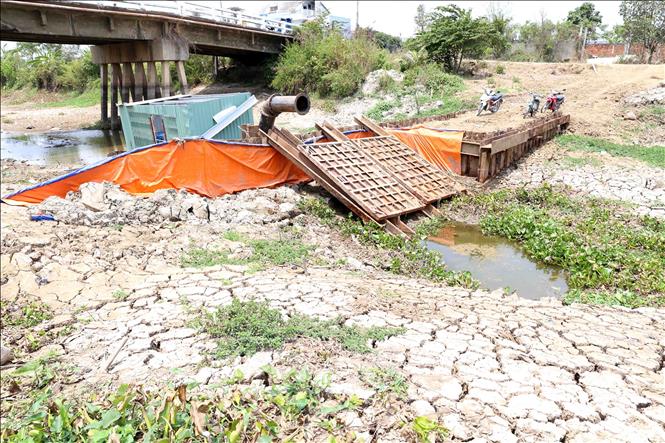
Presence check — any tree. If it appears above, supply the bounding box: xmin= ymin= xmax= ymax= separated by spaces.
xmin=603 ymin=24 xmax=626 ymax=44
xmin=566 ymin=2 xmax=603 ymax=38
xmin=487 ymin=2 xmax=513 ymax=58
xmin=361 ymin=28 xmax=402 ymax=52
xmin=620 ymin=1 xmax=665 ymax=63
xmin=411 ymin=5 xmax=506 ymax=72
xmin=414 ymin=4 xmax=427 ymax=34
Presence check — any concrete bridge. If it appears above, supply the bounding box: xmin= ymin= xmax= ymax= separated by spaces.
xmin=0 ymin=0 xmax=294 ymax=128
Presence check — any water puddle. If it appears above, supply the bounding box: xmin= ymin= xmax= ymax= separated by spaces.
xmin=427 ymin=222 xmax=568 ymax=300
xmin=1 ymin=130 xmax=125 ymax=166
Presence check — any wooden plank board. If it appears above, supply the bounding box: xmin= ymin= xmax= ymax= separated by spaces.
xmin=263 ymin=128 xmax=374 ymax=223
xmin=352 ymin=136 xmax=461 ymax=203
xmin=301 ymin=140 xmax=424 ymax=220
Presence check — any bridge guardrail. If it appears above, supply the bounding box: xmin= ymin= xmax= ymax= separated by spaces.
xmin=62 ymin=0 xmax=295 ymax=35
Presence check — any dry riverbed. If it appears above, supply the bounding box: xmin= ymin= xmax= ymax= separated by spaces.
xmin=2 ymin=158 xmax=665 ymax=442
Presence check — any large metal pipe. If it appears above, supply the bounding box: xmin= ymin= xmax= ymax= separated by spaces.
xmin=259 ymin=93 xmax=310 ymax=132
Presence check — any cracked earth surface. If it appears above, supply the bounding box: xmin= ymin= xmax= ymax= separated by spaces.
xmin=2 ymin=185 xmax=664 ymax=442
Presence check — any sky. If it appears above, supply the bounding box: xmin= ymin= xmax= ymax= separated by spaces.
xmin=221 ymin=1 xmax=623 ymax=38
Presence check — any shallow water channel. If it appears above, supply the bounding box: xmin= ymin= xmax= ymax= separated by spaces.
xmin=427 ymin=222 xmax=568 ymax=300
xmin=1 ymin=130 xmax=124 ymax=166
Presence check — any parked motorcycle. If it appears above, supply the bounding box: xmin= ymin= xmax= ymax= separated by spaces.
xmin=477 ymin=88 xmax=504 ymax=116
xmin=542 ymin=89 xmax=565 ymax=113
xmin=523 ymin=92 xmax=541 ymax=118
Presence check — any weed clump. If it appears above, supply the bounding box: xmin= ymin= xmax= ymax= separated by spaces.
xmin=181 ymin=234 xmax=312 ymax=270
xmin=1 ymin=368 xmax=362 ymax=442
xmin=298 ymin=197 xmax=478 ymax=289
xmin=450 ymin=185 xmax=665 ymax=307
xmin=197 ymin=299 xmax=405 ymax=358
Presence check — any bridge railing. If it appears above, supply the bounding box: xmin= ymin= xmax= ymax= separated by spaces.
xmin=63 ymin=1 xmax=295 ymax=35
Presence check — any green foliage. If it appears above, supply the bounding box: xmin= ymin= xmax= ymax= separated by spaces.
xmin=2 ymin=302 xmax=53 ymax=327
xmin=564 ymin=289 xmax=664 ymax=308
xmin=197 ymin=299 xmax=405 ymax=358
xmin=364 ymin=28 xmax=402 ymax=52
xmin=566 ymin=2 xmax=603 ymax=37
xmin=182 ymin=235 xmax=312 ymax=269
xmin=298 ymin=197 xmax=478 ymax=289
xmin=272 ymin=19 xmax=386 ymax=98
xmin=620 ymin=1 xmax=665 ymax=63
xmin=366 ymin=63 xmax=470 ymax=122
xmin=1 ymin=43 xmax=97 ymax=92
xmin=359 ymin=367 xmax=408 ymax=399
xmin=42 ymin=89 xmax=100 ymax=108
xmin=556 ymin=134 xmax=665 ymax=168
xmin=412 ymin=416 xmax=448 ymax=442
xmin=184 ymin=54 xmax=214 ymax=86
xmin=513 ymin=20 xmax=577 ymax=62
xmin=495 ymin=64 xmax=505 ymax=74
xmin=1 ymin=368 xmax=362 ymax=442
xmin=453 ymin=185 xmax=665 ymax=307
xmin=410 ymin=5 xmax=507 ymax=72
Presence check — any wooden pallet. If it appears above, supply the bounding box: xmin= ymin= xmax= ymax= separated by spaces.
xmin=263 ymin=127 xmax=417 ymax=237
xmin=301 ymin=140 xmax=424 ymax=220
xmin=263 ymin=117 xmax=467 ymax=236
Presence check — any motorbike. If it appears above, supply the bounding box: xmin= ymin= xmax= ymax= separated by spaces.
xmin=477 ymin=88 xmax=504 ymax=116
xmin=542 ymin=89 xmax=565 ymax=113
xmin=523 ymin=92 xmax=541 ymax=118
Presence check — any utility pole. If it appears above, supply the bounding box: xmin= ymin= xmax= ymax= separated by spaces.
xmin=356 ymin=0 xmax=359 ymax=33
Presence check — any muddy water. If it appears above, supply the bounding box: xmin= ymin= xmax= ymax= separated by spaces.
xmin=1 ymin=130 xmax=125 ymax=166
xmin=427 ymin=222 xmax=568 ymax=300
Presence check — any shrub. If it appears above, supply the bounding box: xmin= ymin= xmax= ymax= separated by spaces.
xmin=403 ymin=63 xmax=465 ymax=96
xmin=272 ymin=19 xmax=386 ymax=98
xmin=495 ymin=64 xmax=505 ymax=74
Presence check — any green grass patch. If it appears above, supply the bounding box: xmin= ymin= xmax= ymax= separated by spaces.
xmin=181 ymin=234 xmax=312 ymax=269
xmin=557 ymin=134 xmax=665 ymax=168
xmin=450 ymin=185 xmax=665 ymax=307
xmin=196 ymin=299 xmax=405 ymax=358
xmin=2 ymin=302 xmax=52 ymax=327
xmin=298 ymin=197 xmax=478 ymax=289
xmin=41 ymin=89 xmax=99 ymax=108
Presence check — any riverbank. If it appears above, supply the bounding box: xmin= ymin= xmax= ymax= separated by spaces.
xmin=2 ymin=160 xmax=665 ymax=441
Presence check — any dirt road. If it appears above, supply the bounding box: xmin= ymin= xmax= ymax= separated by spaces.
xmin=435 ymin=62 xmax=664 ymax=144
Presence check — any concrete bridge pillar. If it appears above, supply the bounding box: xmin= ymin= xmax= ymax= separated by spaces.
xmin=92 ymin=38 xmax=189 ymax=130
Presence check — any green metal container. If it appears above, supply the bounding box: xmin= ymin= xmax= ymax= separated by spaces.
xmin=118 ymin=93 xmax=254 ymax=149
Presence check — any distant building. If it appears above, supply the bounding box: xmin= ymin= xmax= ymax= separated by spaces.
xmin=259 ymin=1 xmax=352 ymax=37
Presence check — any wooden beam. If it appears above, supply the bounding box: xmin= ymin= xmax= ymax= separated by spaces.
xmin=315 ymin=121 xmax=349 ymax=142
xmin=422 ymin=204 xmax=442 ymax=217
xmin=354 ymin=115 xmax=390 ymax=136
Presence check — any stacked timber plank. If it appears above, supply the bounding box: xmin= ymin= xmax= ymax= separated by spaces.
xmin=262 ymin=117 xmax=464 ymax=236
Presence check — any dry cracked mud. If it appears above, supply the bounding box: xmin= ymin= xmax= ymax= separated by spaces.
xmin=2 ymin=161 xmax=664 ymax=442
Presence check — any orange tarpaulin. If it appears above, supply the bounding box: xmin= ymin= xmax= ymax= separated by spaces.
xmin=310 ymin=127 xmax=464 ymax=175
xmin=3 ymin=139 xmax=310 ymax=205
xmin=388 ymin=126 xmax=464 ymax=175
xmin=3 ymin=126 xmax=464 ymax=205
